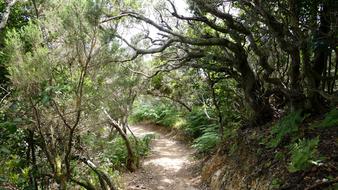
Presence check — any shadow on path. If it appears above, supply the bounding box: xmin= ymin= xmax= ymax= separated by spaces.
xmin=123 ymin=124 xmax=202 ymax=190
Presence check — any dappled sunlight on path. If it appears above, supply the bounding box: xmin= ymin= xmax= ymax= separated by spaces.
xmin=123 ymin=124 xmax=202 ymax=190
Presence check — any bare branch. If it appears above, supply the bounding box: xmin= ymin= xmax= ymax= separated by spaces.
xmin=100 ymin=13 xmax=129 ymax=23
xmin=52 ymin=100 xmax=72 ymax=130
xmin=115 ymin=34 xmax=175 ymax=56
xmin=0 ymin=86 xmax=10 ymax=105
xmin=167 ymin=0 xmax=229 ymax=34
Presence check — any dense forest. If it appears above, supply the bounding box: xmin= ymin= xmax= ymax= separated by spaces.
xmin=0 ymin=0 xmax=337 ymax=189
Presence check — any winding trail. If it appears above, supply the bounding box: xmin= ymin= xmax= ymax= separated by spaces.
xmin=123 ymin=124 xmax=203 ymax=190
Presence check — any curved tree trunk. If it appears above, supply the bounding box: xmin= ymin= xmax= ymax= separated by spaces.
xmin=236 ymin=50 xmax=273 ymax=125
xmin=76 ymin=156 xmax=117 ymax=190
xmin=104 ymin=109 xmax=138 ymax=172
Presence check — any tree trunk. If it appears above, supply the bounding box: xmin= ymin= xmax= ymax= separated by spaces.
xmin=111 ymin=122 xmax=138 ymax=172
xmin=104 ymin=110 xmax=138 ymax=172
xmin=289 ymin=48 xmax=304 ymax=111
xmin=58 ymin=179 xmax=68 ymax=190
xmin=331 ymin=48 xmax=338 ymax=92
xmin=26 ymin=130 xmax=38 ymax=189
xmin=0 ymin=0 xmax=18 ymax=30
xmin=207 ymin=75 xmax=224 ymax=139
xmin=236 ymin=50 xmax=273 ymax=125
xmin=301 ymin=42 xmax=314 ymax=111
xmin=309 ymin=2 xmax=331 ymax=111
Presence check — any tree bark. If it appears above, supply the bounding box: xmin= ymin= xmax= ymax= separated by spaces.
xmin=309 ymin=2 xmax=331 ymax=111
xmin=0 ymin=0 xmax=17 ymax=30
xmin=27 ymin=130 xmax=38 ymax=190
xmin=104 ymin=109 xmax=138 ymax=172
xmin=207 ymin=74 xmax=224 ymax=139
xmin=235 ymin=50 xmax=273 ymax=124
xmin=289 ymin=48 xmax=304 ymax=111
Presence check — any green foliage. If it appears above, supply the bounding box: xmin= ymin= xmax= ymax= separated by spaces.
xmin=156 ymin=106 xmax=180 ymax=127
xmin=130 ymin=104 xmax=158 ymax=123
xmin=132 ymin=102 xmax=221 ymax=153
xmin=5 ymin=22 xmax=52 ymax=89
xmin=1 ymin=0 xmax=336 ymax=188
xmin=0 ymin=0 xmax=30 ymax=85
xmin=130 ymin=103 xmax=180 ymax=127
xmin=0 ymin=108 xmax=29 ymax=188
xmin=268 ymin=111 xmax=306 ymax=148
xmin=314 ymin=108 xmax=338 ymax=129
xmin=83 ymin=133 xmax=153 ymax=169
xmin=135 ymin=134 xmax=155 ymax=157
xmin=270 ymin=178 xmax=282 ymax=189
xmin=288 ymin=137 xmax=322 ymax=173
xmin=182 ymin=108 xmax=217 ymax=138
xmin=192 ymin=129 xmax=220 ymax=154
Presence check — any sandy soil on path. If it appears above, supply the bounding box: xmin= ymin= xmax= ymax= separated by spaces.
xmin=123 ymin=124 xmax=204 ymax=190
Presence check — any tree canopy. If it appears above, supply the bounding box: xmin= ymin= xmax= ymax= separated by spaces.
xmin=0 ymin=0 xmax=337 ymax=189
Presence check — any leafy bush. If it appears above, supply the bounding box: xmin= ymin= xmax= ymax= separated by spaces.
xmin=130 ymin=105 xmax=159 ymax=123
xmin=0 ymin=110 xmax=30 ymax=189
xmin=154 ymin=105 xmax=180 ymax=127
xmin=182 ymin=108 xmax=217 ymax=138
xmin=82 ymin=133 xmax=153 ymax=169
xmin=314 ymin=108 xmax=338 ymax=129
xmin=268 ymin=111 xmax=306 ymax=148
xmin=130 ymin=103 xmax=180 ymax=127
xmin=192 ymin=128 xmax=220 ymax=153
xmin=288 ymin=137 xmax=322 ymax=173
xmin=270 ymin=178 xmax=282 ymax=189
xmin=135 ymin=134 xmax=155 ymax=158
xmin=132 ymin=104 xmax=221 ymax=153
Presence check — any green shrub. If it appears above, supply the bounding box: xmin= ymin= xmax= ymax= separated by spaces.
xmin=268 ymin=111 xmax=306 ymax=148
xmin=132 ymin=103 xmax=228 ymax=154
xmin=130 ymin=103 xmax=180 ymax=127
xmin=182 ymin=108 xmax=217 ymax=138
xmin=0 ymin=112 xmax=29 ymax=189
xmin=82 ymin=133 xmax=153 ymax=169
xmin=314 ymin=108 xmax=338 ymax=129
xmin=192 ymin=132 xmax=220 ymax=153
xmin=135 ymin=134 xmax=155 ymax=157
xmin=192 ymin=130 xmax=220 ymax=154
xmin=270 ymin=178 xmax=282 ymax=189
xmin=130 ymin=105 xmax=160 ymax=123
xmin=288 ymin=137 xmax=322 ymax=173
xmin=154 ymin=105 xmax=180 ymax=127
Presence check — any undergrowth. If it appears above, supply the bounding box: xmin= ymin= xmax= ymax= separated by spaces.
xmin=265 ymin=109 xmax=336 ymax=174
xmin=192 ymin=129 xmax=220 ymax=154
xmin=288 ymin=137 xmax=322 ymax=173
xmin=313 ymin=108 xmax=338 ymax=129
xmin=131 ymin=101 xmax=338 ymax=189
xmin=82 ymin=133 xmax=153 ymax=170
xmin=130 ymin=103 xmax=179 ymax=127
xmin=267 ymin=111 xmax=306 ymax=148
xmin=130 ymin=103 xmax=221 ymax=153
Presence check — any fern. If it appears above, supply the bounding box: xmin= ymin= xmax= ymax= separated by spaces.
xmin=192 ymin=128 xmax=220 ymax=153
xmin=130 ymin=103 xmax=180 ymax=127
xmin=288 ymin=137 xmax=322 ymax=173
xmin=268 ymin=111 xmax=306 ymax=148
xmin=315 ymin=108 xmax=338 ymax=129
xmin=182 ymin=108 xmax=217 ymax=138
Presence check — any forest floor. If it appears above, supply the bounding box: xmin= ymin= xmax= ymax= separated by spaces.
xmin=123 ymin=124 xmax=206 ymax=190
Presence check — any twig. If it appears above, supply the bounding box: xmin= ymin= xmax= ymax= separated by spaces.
xmin=0 ymin=87 xmax=11 ymax=105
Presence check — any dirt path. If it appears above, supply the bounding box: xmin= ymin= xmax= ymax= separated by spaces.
xmin=123 ymin=124 xmax=203 ymax=190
